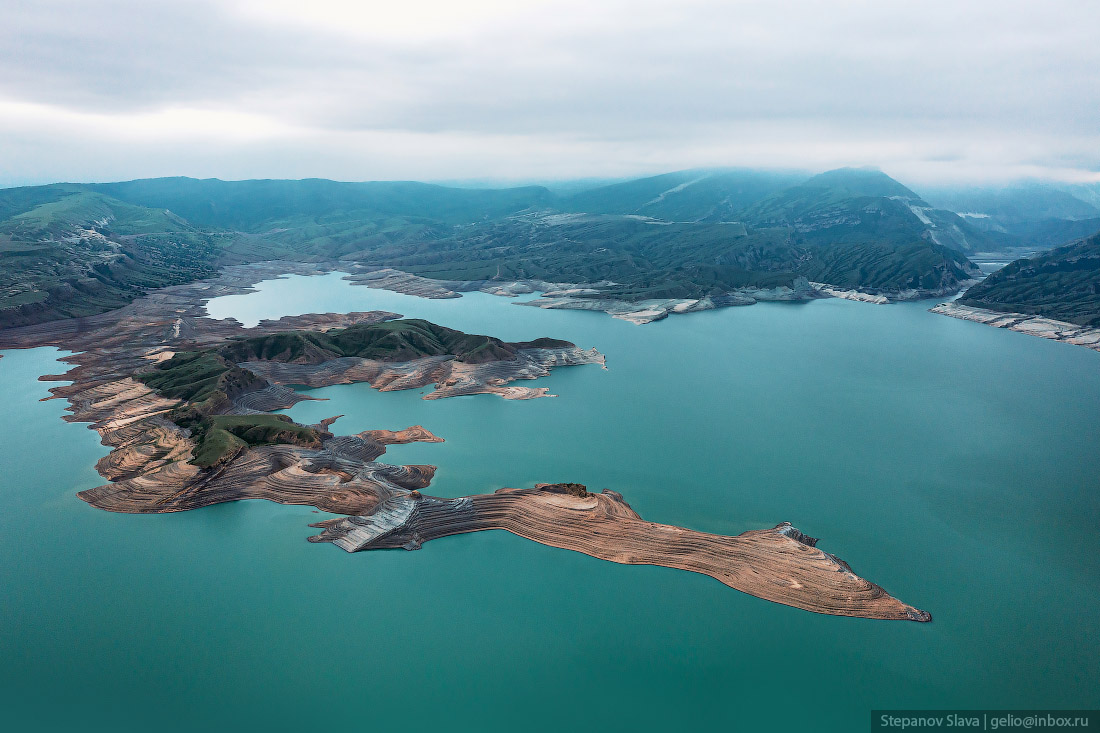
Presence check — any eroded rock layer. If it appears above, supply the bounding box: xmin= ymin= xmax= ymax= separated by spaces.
xmin=241 ymin=345 xmax=606 ymax=399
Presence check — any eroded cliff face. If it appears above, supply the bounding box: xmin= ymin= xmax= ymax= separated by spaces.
xmin=0 ymin=261 xmax=929 ymax=622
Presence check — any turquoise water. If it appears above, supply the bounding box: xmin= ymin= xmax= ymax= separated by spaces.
xmin=3 ymin=272 xmax=1099 ymax=731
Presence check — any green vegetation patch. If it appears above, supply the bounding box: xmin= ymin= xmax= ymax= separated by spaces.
xmin=220 ymin=318 xmax=571 ymax=365
xmin=187 ymin=426 xmax=249 ymax=468
xmin=138 ymin=349 xmax=319 ymax=468
xmin=172 ymin=413 xmax=321 ymax=469
xmin=210 ymin=414 xmax=321 ymax=448
xmin=138 ymin=351 xmax=237 ymax=404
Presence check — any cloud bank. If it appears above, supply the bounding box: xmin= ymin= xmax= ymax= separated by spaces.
xmin=2 ymin=0 xmax=1098 ymax=186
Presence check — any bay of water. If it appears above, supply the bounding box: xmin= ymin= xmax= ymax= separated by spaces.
xmin=3 ymin=272 xmax=1099 ymax=731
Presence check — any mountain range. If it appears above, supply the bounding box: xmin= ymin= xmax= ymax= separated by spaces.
xmin=2 ymin=167 xmax=1097 ymax=328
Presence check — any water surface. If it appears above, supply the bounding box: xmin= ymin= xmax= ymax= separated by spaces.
xmin=3 ymin=272 xmax=1099 ymax=731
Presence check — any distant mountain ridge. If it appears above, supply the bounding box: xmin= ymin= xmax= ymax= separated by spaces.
xmin=0 ymin=167 xmax=1028 ymax=327
xmin=918 ymin=182 xmax=1100 ymax=252
xmin=559 ymin=169 xmax=806 ymax=222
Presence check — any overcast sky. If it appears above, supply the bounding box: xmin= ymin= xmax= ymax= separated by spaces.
xmin=2 ymin=0 xmax=1098 ymax=187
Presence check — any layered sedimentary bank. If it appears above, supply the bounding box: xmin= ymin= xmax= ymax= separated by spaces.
xmin=339 ymin=266 xmax=964 ymax=324
xmin=813 ymin=281 xmax=978 ymax=305
xmin=241 ymin=345 xmax=603 ymax=400
xmin=310 ymin=484 xmax=931 ymax=621
xmin=515 ymin=281 xmax=820 ymax=324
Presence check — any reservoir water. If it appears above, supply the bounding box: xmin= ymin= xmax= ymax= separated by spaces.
xmin=3 ymin=272 xmax=1099 ymax=730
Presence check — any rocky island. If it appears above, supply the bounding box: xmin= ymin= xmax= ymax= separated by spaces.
xmin=0 ymin=263 xmax=929 ymax=621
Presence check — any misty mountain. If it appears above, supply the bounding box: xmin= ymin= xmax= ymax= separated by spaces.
xmin=560 ymin=169 xmax=806 ymax=222
xmin=919 ymin=182 xmax=1100 ymax=252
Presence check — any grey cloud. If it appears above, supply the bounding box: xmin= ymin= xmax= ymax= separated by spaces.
xmin=1 ymin=0 xmax=1098 ymax=184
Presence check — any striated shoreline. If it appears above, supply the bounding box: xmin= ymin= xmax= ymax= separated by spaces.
xmin=229 ymin=261 xmax=965 ymax=325
xmin=241 ymin=344 xmax=604 ymax=400
xmin=0 ymin=261 xmax=930 ymax=621
xmin=931 ymin=302 xmax=1100 ymax=352
xmin=513 ymin=285 xmax=816 ymax=324
xmin=811 ymin=281 xmax=978 ymax=305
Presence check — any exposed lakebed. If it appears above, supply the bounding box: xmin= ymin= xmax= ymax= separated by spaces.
xmin=3 ymin=271 xmax=1099 ymax=730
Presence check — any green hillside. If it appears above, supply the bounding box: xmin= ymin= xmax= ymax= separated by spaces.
xmin=561 ymin=169 xmax=804 ymax=222
xmin=959 ymin=229 xmax=1100 ymax=327
xmin=0 ymin=187 xmax=223 ymax=325
xmin=917 ymin=183 xmax=1100 ymax=251
xmin=89 ymin=177 xmax=553 ymax=230
xmin=738 ymin=168 xmax=995 ymax=253
xmin=0 ymin=169 xmax=996 ymax=328
xmin=219 ymin=319 xmax=572 ymax=365
xmin=136 ymin=349 xmax=318 ymax=468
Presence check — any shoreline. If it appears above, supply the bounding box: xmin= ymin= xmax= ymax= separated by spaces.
xmin=217 ymin=261 xmax=973 ymax=325
xmin=311 ymin=485 xmax=931 ymax=622
xmin=1 ymin=257 xmax=976 ymax=332
xmin=930 ymin=302 xmax=1100 ymax=353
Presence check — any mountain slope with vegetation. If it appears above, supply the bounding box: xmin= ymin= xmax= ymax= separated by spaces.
xmin=560 ymin=169 xmax=805 ymax=222
xmin=0 ymin=168 xmax=997 ymax=328
xmin=959 ymin=229 xmax=1100 ymax=327
xmin=918 ymin=183 xmax=1100 ymax=252
xmin=0 ymin=186 xmax=223 ymax=325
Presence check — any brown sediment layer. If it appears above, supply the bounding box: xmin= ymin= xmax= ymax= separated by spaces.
xmin=342 ymin=268 xmax=463 ymax=299
xmin=241 ymin=344 xmax=605 ymax=400
xmin=309 ymin=485 xmax=930 ymax=622
xmin=358 ymin=425 xmax=444 ymax=446
xmin=78 ymin=441 xmax=438 ymax=515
